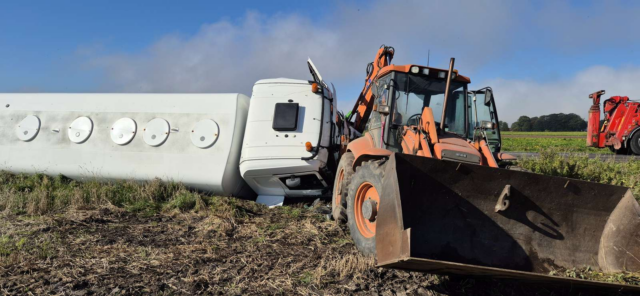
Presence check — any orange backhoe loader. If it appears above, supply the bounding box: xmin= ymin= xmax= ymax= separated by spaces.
xmin=332 ymin=45 xmax=640 ymax=289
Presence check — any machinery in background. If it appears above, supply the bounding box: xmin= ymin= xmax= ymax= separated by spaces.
xmin=587 ymin=90 xmax=640 ymax=155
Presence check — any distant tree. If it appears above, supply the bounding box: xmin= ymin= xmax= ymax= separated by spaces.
xmin=499 ymin=121 xmax=510 ymax=131
xmin=511 ymin=116 xmax=532 ymax=131
xmin=531 ymin=117 xmax=544 ymax=131
xmin=566 ymin=113 xmax=587 ymax=131
xmin=511 ymin=113 xmax=587 ymax=132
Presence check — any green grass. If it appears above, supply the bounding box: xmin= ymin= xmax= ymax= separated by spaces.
xmin=0 ymin=172 xmax=255 ymax=217
xmin=502 ymin=131 xmax=587 ymax=136
xmin=502 ymin=137 xmax=611 ymax=153
xmin=517 ymin=149 xmax=640 ymax=198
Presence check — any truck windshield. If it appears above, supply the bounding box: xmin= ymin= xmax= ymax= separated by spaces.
xmin=391 ymin=72 xmax=468 ymax=136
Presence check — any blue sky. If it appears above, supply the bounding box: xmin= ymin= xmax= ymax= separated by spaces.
xmin=2 ymin=0 xmax=640 ymax=123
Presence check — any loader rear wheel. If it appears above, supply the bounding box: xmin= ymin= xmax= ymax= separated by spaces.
xmin=347 ymin=160 xmax=384 ymax=255
xmin=630 ymin=132 xmax=640 ymax=155
xmin=332 ymin=152 xmax=354 ymax=222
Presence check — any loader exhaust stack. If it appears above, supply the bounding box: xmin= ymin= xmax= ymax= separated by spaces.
xmin=376 ymin=153 xmax=640 ymax=290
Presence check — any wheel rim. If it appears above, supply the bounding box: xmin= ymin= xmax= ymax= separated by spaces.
xmin=335 ymin=169 xmax=345 ymax=207
xmin=354 ymin=182 xmax=380 ymax=238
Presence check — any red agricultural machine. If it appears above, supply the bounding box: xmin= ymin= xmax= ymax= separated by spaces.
xmin=587 ymin=90 xmax=640 ymax=155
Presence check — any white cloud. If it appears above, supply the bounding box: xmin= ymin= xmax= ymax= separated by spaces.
xmin=89 ymin=0 xmax=515 ymax=101
xmin=486 ymin=65 xmax=640 ymax=124
xmin=85 ymin=0 xmax=640 ymax=122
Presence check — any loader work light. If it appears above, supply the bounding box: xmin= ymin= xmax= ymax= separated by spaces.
xmin=410 ymin=66 xmax=419 ymax=74
xmin=422 ymin=68 xmax=429 ymax=75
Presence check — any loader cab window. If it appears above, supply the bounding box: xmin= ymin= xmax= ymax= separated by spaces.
xmin=468 ymin=90 xmax=501 ymax=152
xmin=391 ymin=72 xmax=467 ymax=136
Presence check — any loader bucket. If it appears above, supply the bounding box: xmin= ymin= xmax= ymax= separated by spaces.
xmin=376 ymin=153 xmax=640 ymax=290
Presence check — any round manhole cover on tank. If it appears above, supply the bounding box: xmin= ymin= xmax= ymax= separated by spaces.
xmin=16 ymin=115 xmax=41 ymax=142
xmin=190 ymin=119 xmax=219 ymax=148
xmin=68 ymin=116 xmax=94 ymax=144
xmin=110 ymin=118 xmax=137 ymax=145
xmin=144 ymin=118 xmax=170 ymax=147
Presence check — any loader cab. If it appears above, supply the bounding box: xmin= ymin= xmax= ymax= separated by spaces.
xmin=369 ymin=66 xmax=470 ymax=152
xmin=367 ymin=67 xmax=502 ymax=154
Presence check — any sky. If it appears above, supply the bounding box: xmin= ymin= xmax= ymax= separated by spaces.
xmin=2 ymin=0 xmax=640 ymax=124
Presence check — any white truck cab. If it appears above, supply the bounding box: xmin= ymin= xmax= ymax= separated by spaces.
xmin=239 ymin=60 xmax=339 ymax=206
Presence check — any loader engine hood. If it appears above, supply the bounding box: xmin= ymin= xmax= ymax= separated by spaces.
xmin=435 ymin=134 xmax=482 ymax=165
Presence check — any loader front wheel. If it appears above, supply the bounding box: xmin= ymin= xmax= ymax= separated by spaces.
xmin=332 ymin=152 xmax=354 ymax=222
xmin=347 ymin=160 xmax=384 ymax=255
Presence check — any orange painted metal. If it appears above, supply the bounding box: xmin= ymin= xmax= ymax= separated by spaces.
xmin=496 ymin=152 xmax=517 ymax=161
xmin=377 ymin=65 xmax=470 ymax=84
xmin=420 ymin=107 xmax=439 ymax=144
xmin=347 ymin=135 xmax=393 ymax=168
xmin=354 ymin=181 xmax=380 ymax=238
xmin=480 ymin=139 xmax=499 ymax=168
xmin=350 ymin=46 xmax=395 ymax=132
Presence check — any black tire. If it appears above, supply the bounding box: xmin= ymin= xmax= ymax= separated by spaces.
xmin=610 ymin=146 xmax=629 ymax=155
xmin=346 ymin=160 xmax=385 ymax=256
xmin=331 ymin=152 xmax=354 ymax=222
xmin=630 ymin=132 xmax=640 ymax=155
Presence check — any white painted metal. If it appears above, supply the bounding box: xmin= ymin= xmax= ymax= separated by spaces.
xmin=15 ymin=115 xmax=40 ymax=141
xmin=143 ymin=118 xmax=170 ymax=147
xmin=240 ymin=59 xmax=338 ymax=199
xmin=110 ymin=118 xmax=137 ymax=145
xmin=256 ymin=195 xmax=285 ymax=208
xmin=68 ymin=116 xmax=93 ymax=144
xmin=0 ymin=93 xmax=253 ymax=197
xmin=190 ymin=119 xmax=219 ymax=149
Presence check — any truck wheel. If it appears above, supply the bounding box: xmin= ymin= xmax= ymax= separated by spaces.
xmin=332 ymin=152 xmax=354 ymax=222
xmin=610 ymin=146 xmax=629 ymax=155
xmin=346 ymin=160 xmax=384 ymax=256
xmin=630 ymin=132 xmax=640 ymax=155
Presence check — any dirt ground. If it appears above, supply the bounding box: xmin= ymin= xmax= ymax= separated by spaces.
xmin=0 ymin=200 xmax=636 ymax=296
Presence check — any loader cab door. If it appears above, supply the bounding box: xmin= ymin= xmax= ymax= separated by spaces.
xmin=468 ymin=88 xmax=501 ymax=152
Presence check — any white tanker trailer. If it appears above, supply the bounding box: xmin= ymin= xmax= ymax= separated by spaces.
xmin=0 ymin=60 xmax=343 ymax=206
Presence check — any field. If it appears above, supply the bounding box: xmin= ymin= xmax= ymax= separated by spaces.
xmin=0 ymin=151 xmax=639 ymax=295
xmin=502 ymin=131 xmax=587 ymax=137
xmin=500 ymin=131 xmax=614 ymax=153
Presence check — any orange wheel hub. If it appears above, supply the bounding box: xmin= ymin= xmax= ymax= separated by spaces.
xmin=354 ymin=182 xmax=380 ymax=238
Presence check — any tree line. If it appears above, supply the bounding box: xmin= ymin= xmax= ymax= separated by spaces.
xmin=498 ymin=113 xmax=587 ymax=132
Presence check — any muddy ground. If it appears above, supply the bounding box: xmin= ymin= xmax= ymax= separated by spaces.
xmin=0 ymin=199 xmax=636 ymax=296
